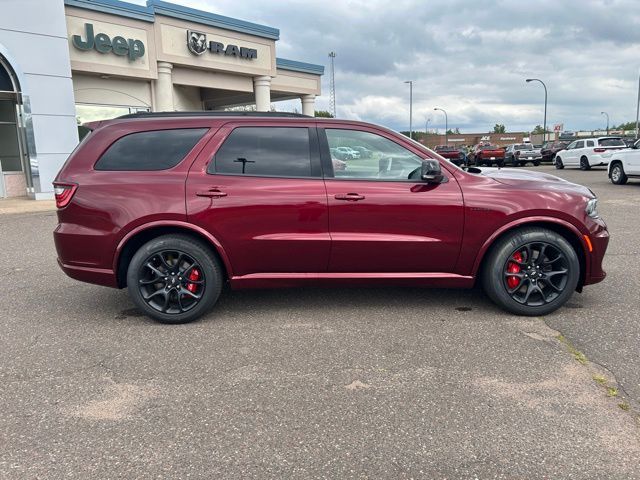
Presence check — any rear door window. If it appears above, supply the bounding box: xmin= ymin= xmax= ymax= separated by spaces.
xmin=95 ymin=128 xmax=207 ymax=171
xmin=210 ymin=127 xmax=315 ymax=177
xmin=586 ymin=140 xmax=594 ymax=147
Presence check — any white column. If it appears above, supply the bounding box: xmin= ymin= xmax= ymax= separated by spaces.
xmin=301 ymin=94 xmax=316 ymax=116
xmin=155 ymin=62 xmax=174 ymax=111
xmin=253 ymin=76 xmax=272 ymax=112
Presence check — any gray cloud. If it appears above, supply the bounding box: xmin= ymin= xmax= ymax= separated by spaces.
xmin=132 ymin=0 xmax=640 ymax=133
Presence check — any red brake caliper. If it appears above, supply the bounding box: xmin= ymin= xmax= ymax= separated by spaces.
xmin=186 ymin=268 xmax=200 ymax=293
xmin=507 ymin=252 xmax=523 ymax=289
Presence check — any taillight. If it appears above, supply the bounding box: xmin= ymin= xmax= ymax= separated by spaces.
xmin=53 ymin=182 xmax=78 ymax=208
xmin=593 ymin=148 xmax=606 ymax=153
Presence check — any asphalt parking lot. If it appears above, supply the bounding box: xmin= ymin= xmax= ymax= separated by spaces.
xmin=1 ymin=165 xmax=639 ymax=479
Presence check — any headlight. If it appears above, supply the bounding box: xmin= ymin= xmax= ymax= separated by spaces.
xmin=586 ymin=198 xmax=599 ymax=218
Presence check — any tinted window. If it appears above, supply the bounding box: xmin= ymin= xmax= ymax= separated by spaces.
xmin=575 ymin=141 xmax=584 ymax=149
xmin=599 ymin=138 xmax=625 ymax=147
xmin=325 ymin=128 xmax=423 ymax=180
xmin=586 ymin=140 xmax=594 ymax=147
xmin=211 ymin=127 xmax=312 ymax=177
xmin=95 ymin=128 xmax=207 ymax=171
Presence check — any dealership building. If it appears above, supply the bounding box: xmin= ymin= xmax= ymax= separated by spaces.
xmin=0 ymin=0 xmax=324 ymax=199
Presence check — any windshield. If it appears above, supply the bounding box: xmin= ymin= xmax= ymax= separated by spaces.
xmin=480 ymin=145 xmax=499 ymax=150
xmin=515 ymin=144 xmax=532 ymax=150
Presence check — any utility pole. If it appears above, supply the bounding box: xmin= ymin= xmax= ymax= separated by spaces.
xmin=601 ymin=112 xmax=609 ymax=135
xmin=404 ymin=80 xmax=413 ymax=139
xmin=434 ymin=107 xmax=448 ymax=145
xmin=636 ymin=69 xmax=640 ymax=139
xmin=526 ymin=78 xmax=547 ymax=143
xmin=328 ymin=52 xmax=336 ymax=118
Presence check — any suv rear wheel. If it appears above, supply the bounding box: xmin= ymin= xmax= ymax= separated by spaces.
xmin=555 ymin=156 xmax=564 ymax=169
xmin=481 ymin=228 xmax=579 ymax=316
xmin=580 ymin=156 xmax=591 ymax=171
xmin=610 ymin=162 xmax=628 ymax=185
xmin=127 ymin=234 xmax=223 ymax=324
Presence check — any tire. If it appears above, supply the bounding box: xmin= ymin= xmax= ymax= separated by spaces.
xmin=496 ymin=160 xmax=504 ymax=168
xmin=481 ymin=227 xmax=580 ymax=316
xmin=610 ymin=162 xmax=628 ymax=185
xmin=580 ymin=156 xmax=591 ymax=171
xmin=127 ymin=234 xmax=223 ymax=324
xmin=555 ymin=156 xmax=564 ymax=169
xmin=533 ymin=161 xmax=540 ymax=167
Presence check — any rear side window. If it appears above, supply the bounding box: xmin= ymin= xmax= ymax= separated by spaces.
xmin=210 ymin=127 xmax=312 ymax=177
xmin=95 ymin=128 xmax=207 ymax=171
xmin=586 ymin=140 xmax=594 ymax=147
xmin=599 ymin=138 xmax=625 ymax=147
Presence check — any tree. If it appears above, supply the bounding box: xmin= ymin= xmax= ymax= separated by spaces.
xmin=531 ymin=125 xmax=550 ymax=134
xmin=314 ymin=110 xmax=334 ymax=118
xmin=493 ymin=124 xmax=506 ymax=133
xmin=615 ymin=121 xmax=636 ymax=131
xmin=446 ymin=128 xmax=460 ymax=134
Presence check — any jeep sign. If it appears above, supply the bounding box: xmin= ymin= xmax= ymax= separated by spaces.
xmin=187 ymin=30 xmax=257 ymax=59
xmin=72 ymin=23 xmax=145 ymax=62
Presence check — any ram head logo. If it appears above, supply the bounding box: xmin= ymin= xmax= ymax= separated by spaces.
xmin=187 ymin=30 xmax=207 ymax=55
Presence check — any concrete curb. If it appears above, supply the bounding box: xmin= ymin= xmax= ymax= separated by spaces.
xmin=0 ymin=197 xmax=56 ymax=215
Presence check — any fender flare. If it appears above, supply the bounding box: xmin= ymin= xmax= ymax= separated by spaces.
xmin=470 ymin=215 xmax=590 ymax=277
xmin=113 ymin=220 xmax=234 ymax=278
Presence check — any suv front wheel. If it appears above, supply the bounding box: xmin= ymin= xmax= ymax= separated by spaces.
xmin=481 ymin=228 xmax=579 ymax=316
xmin=127 ymin=234 xmax=223 ymax=324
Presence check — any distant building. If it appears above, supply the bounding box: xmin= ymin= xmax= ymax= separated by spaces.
xmin=420 ymin=132 xmax=529 ymax=149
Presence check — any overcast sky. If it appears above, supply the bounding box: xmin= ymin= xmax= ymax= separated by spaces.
xmin=132 ymin=0 xmax=640 ymax=133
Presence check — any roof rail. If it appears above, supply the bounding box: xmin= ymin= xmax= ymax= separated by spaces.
xmin=117 ymin=111 xmax=313 ymax=119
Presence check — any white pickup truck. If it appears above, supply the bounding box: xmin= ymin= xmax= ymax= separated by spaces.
xmin=608 ymin=139 xmax=640 ymax=185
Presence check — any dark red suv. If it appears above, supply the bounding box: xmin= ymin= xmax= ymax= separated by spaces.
xmin=54 ymin=112 xmax=609 ymax=323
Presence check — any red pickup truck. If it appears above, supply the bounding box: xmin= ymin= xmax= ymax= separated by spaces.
xmin=472 ymin=144 xmax=505 ymax=167
xmin=434 ymin=145 xmax=466 ymax=165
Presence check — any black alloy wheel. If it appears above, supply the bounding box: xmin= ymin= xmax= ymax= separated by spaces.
xmin=580 ymin=156 xmax=591 ymax=171
xmin=137 ymin=250 xmax=205 ymax=314
xmin=502 ymin=242 xmax=569 ymax=307
xmin=481 ymin=228 xmax=579 ymax=316
xmin=127 ymin=234 xmax=223 ymax=324
xmin=555 ymin=156 xmax=564 ymax=169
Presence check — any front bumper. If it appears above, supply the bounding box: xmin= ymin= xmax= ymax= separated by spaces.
xmin=583 ymin=218 xmax=609 ymax=286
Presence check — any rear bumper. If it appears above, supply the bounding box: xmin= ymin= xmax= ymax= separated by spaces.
xmin=57 ymin=258 xmax=119 ymax=288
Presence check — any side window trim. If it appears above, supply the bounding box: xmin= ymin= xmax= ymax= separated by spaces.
xmin=207 ymin=125 xmax=322 ymax=179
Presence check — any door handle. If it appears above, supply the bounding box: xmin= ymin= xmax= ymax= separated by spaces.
xmin=196 ymin=188 xmax=227 ymax=198
xmin=334 ymin=193 xmax=365 ymax=201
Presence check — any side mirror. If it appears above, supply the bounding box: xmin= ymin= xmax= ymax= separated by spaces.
xmin=421 ymin=159 xmax=445 ymax=183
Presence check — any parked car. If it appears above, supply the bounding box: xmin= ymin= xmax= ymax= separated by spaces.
xmin=336 ymin=146 xmax=360 ymax=159
xmin=434 ymin=145 xmax=466 ymax=166
xmin=504 ymin=144 xmax=542 ymax=167
xmin=554 ymin=137 xmax=626 ymax=170
xmin=472 ymin=144 xmax=506 ymax=166
xmin=608 ymin=138 xmax=640 ymax=184
xmin=540 ymin=141 xmax=569 ymax=163
xmin=53 ymin=111 xmax=608 ymax=323
xmin=352 ymin=145 xmax=373 ymax=158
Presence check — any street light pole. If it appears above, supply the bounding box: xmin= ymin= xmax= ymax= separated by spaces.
xmin=434 ymin=107 xmax=448 ymax=145
xmin=404 ymin=81 xmax=413 ymax=139
xmin=526 ymin=78 xmax=547 ymax=143
xmin=425 ymin=117 xmax=431 ymax=134
xmin=601 ymin=111 xmax=609 ymax=135
xmin=635 ymin=69 xmax=640 ymax=139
